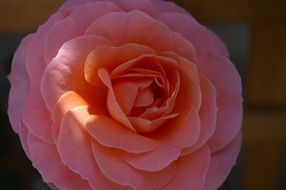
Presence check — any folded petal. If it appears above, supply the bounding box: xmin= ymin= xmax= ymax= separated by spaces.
xmin=86 ymin=115 xmax=159 ymax=153
xmin=203 ymin=133 xmax=242 ymax=190
xmin=196 ymin=51 xmax=243 ymax=152
xmin=162 ymin=145 xmax=211 ymax=190
xmin=92 ymin=142 xmax=176 ymax=190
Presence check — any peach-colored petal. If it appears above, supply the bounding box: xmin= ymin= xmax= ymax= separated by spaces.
xmin=98 ymin=68 xmax=135 ymax=131
xmin=8 ymin=34 xmax=32 ymax=133
xmin=92 ymin=142 xmax=176 ymax=190
xmin=51 ymin=90 xmax=107 ymax=141
xmin=85 ymin=11 xmax=185 ymax=54
xmin=27 ymin=132 xmax=92 ymax=190
xmin=203 ymin=133 xmax=242 ymax=190
xmin=182 ymin=74 xmax=217 ymax=155
xmin=41 ymin=35 xmax=111 ymax=111
xmin=18 ymin=123 xmax=30 ymax=158
xmin=128 ymin=113 xmax=178 ymax=134
xmin=57 ymin=106 xmax=128 ymax=190
xmin=161 ymin=145 xmax=211 ymax=190
xmin=45 ymin=1 xmax=121 ymax=62
xmin=150 ymin=106 xmax=200 ymax=150
xmin=85 ymin=43 xmax=155 ymax=88
xmin=196 ymin=51 xmax=243 ymax=152
xmin=158 ymin=13 xmax=229 ymax=57
xmin=86 ymin=115 xmax=159 ymax=153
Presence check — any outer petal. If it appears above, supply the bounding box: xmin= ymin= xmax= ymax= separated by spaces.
xmin=57 ymin=106 xmax=128 ymax=190
xmin=203 ymin=133 xmax=242 ymax=190
xmin=27 ymin=132 xmax=92 ymax=190
xmin=8 ymin=34 xmax=32 ymax=133
xmin=85 ymin=11 xmax=196 ymax=61
xmin=41 ymin=35 xmax=112 ymax=111
xmin=92 ymin=142 xmax=176 ymax=190
xmin=182 ymin=74 xmax=217 ymax=155
xmin=161 ymin=145 xmax=211 ymax=190
xmin=157 ymin=13 xmax=229 ymax=57
xmin=196 ymin=51 xmax=243 ymax=152
xmin=151 ymin=0 xmax=189 ymax=15
xmin=44 ymin=1 xmax=121 ymax=62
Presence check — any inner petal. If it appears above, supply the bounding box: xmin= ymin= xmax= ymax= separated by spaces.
xmin=134 ymin=87 xmax=154 ymax=107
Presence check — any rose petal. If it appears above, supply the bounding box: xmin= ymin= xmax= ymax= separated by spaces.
xmin=162 ymin=145 xmax=211 ymax=190
xmin=158 ymin=13 xmax=229 ymax=57
xmin=8 ymin=35 xmax=32 ymax=133
xmin=98 ymin=68 xmax=135 ymax=131
xmin=151 ymin=0 xmax=189 ymax=15
xmin=203 ymin=133 xmax=242 ymax=190
xmin=86 ymin=115 xmax=159 ymax=153
xmin=27 ymin=132 xmax=92 ymax=190
xmin=45 ymin=1 xmax=121 ymax=62
xmin=134 ymin=87 xmax=154 ymax=107
xmin=197 ymin=51 xmax=243 ymax=152
xmin=57 ymin=106 xmax=127 ymax=190
xmin=41 ymin=35 xmax=112 ymax=111
xmin=85 ymin=43 xmax=155 ymax=88
xmin=181 ymin=74 xmax=217 ymax=155
xmin=85 ymin=10 xmax=195 ymax=59
xmin=92 ymin=142 xmax=176 ymax=190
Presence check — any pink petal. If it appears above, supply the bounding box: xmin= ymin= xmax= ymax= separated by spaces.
xmin=86 ymin=115 xmax=159 ymax=153
xmin=203 ymin=133 xmax=242 ymax=190
xmin=27 ymin=132 xmax=92 ymax=190
xmin=158 ymin=13 xmax=229 ymax=57
xmin=41 ymin=35 xmax=111 ymax=111
xmin=84 ymin=43 xmax=155 ymax=88
xmin=85 ymin=10 xmax=194 ymax=57
xmin=182 ymin=74 xmax=217 ymax=155
xmin=45 ymin=1 xmax=121 ymax=62
xmin=98 ymin=68 xmax=135 ymax=131
xmin=162 ymin=145 xmax=211 ymax=190
xmin=8 ymin=34 xmax=32 ymax=133
xmin=196 ymin=51 xmax=243 ymax=152
xmin=57 ymin=106 xmax=128 ymax=190
xmin=91 ymin=142 xmax=176 ymax=190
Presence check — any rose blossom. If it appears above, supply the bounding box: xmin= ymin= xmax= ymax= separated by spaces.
xmin=8 ymin=0 xmax=243 ymax=189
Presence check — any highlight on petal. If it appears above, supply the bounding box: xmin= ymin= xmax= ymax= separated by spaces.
xmin=86 ymin=114 xmax=159 ymax=153
xmin=41 ymin=35 xmax=112 ymax=111
xmin=57 ymin=106 xmax=127 ymax=190
xmin=92 ymin=141 xmax=176 ymax=190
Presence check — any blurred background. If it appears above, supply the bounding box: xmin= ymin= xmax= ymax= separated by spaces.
xmin=0 ymin=0 xmax=285 ymax=189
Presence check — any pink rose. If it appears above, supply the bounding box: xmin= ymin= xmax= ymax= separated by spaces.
xmin=8 ymin=0 xmax=243 ymax=189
